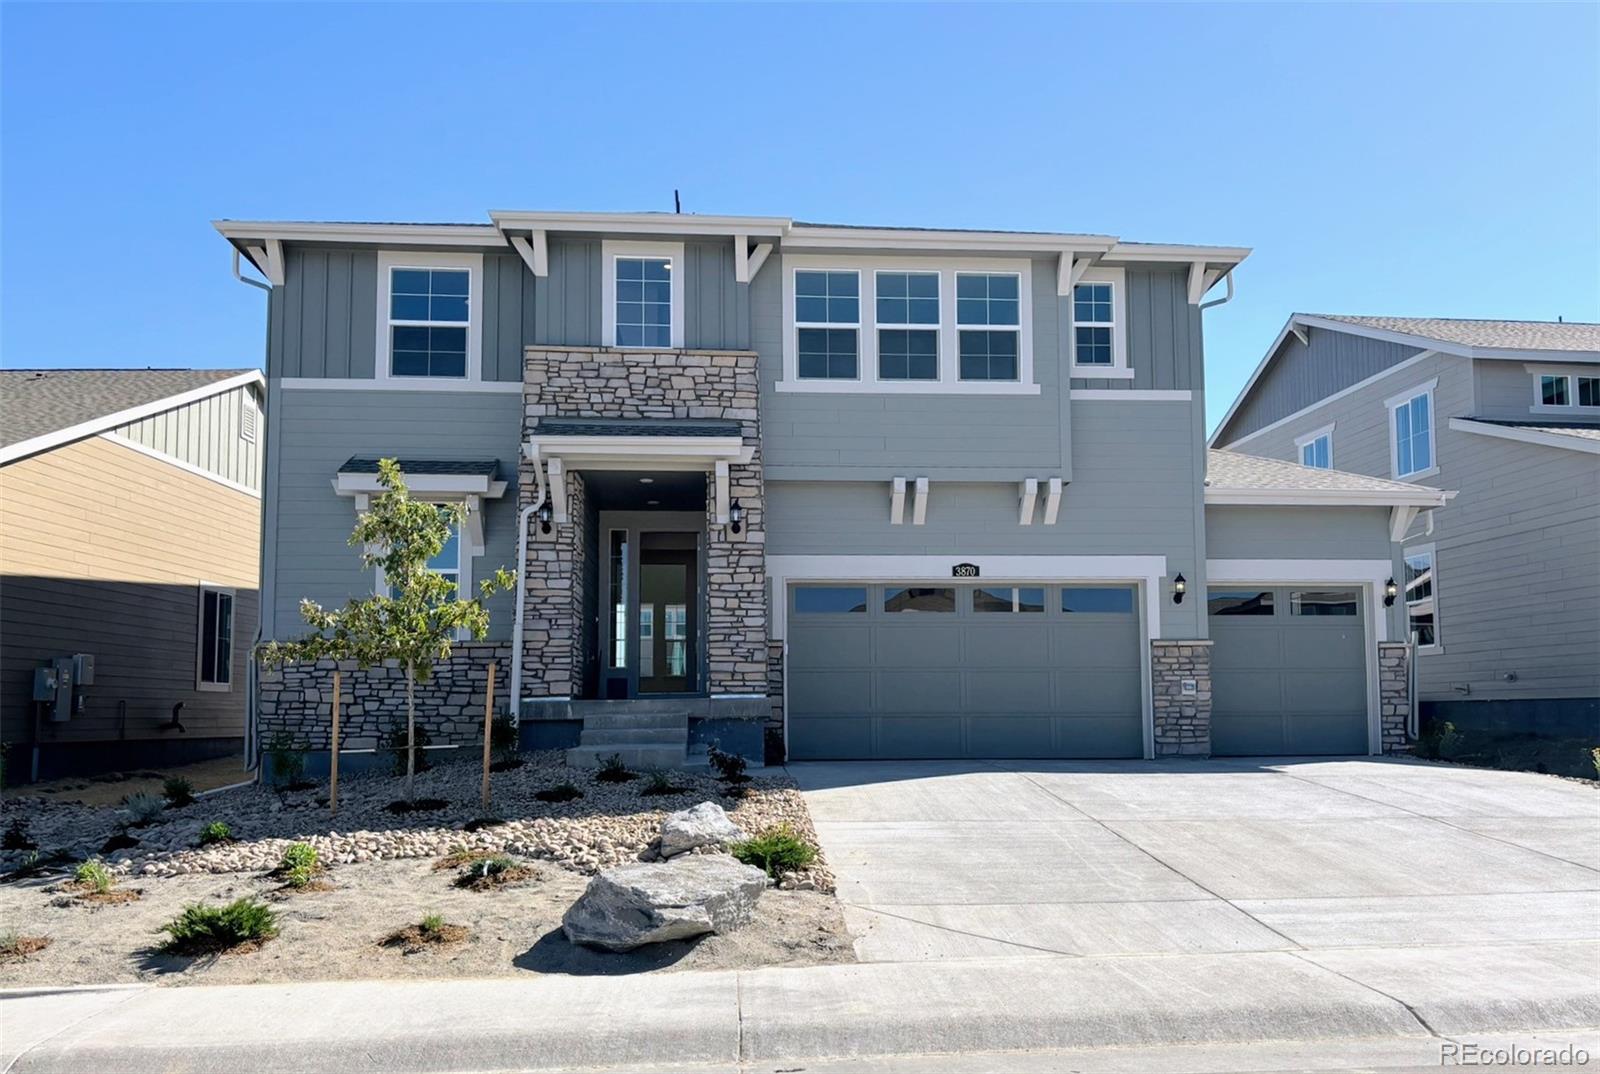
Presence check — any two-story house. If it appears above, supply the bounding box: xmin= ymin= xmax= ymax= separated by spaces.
xmin=216 ymin=213 xmax=1446 ymax=768
xmin=1212 ymin=315 xmax=1599 ymax=741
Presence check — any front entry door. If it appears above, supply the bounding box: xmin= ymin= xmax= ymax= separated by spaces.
xmin=599 ymin=511 xmax=704 ymax=698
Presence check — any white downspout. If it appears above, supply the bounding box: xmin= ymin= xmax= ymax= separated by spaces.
xmin=1199 ymin=270 xmax=1235 ymax=310
xmin=508 ymin=448 xmax=548 ymax=720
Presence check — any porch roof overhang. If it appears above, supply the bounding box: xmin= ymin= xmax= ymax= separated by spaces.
xmin=332 ymin=457 xmax=508 ymax=498
xmin=525 ymin=418 xmax=751 ymax=470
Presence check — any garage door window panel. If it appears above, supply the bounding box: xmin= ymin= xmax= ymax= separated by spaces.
xmin=973 ymin=586 xmax=1044 ymax=613
xmin=794 ymin=586 xmax=868 ymax=614
xmin=1290 ymin=589 xmax=1361 ymax=617
xmin=884 ymin=587 xmax=956 ymax=613
xmin=1061 ymin=586 xmax=1136 ymax=614
xmin=1208 ymin=590 xmax=1275 ymax=616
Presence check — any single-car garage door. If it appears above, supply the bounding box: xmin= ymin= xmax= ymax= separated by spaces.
xmin=1209 ymin=586 xmax=1369 ymax=756
xmin=786 ymin=583 xmax=1143 ymax=760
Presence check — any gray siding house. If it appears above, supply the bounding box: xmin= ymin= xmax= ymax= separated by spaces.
xmin=1212 ymin=314 xmax=1599 ymax=738
xmin=216 ymin=213 xmax=1445 ymax=766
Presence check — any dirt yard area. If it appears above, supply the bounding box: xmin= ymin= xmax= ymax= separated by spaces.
xmin=3 ymin=754 xmax=249 ymax=808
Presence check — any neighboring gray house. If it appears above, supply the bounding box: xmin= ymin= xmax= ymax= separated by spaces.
xmin=1212 ymin=314 xmax=1599 ymax=739
xmin=215 ymin=213 xmax=1445 ymax=766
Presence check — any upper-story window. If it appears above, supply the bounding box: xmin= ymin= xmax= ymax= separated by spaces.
xmin=602 ymin=241 xmax=684 ymax=349
xmin=1068 ymin=267 xmax=1130 ymax=378
xmin=1296 ymin=424 xmax=1333 ymax=469
xmin=781 ymin=255 xmax=1037 ymax=395
xmin=1386 ymin=379 xmax=1437 ymax=480
xmin=876 ymin=271 xmax=939 ymax=381
xmin=1531 ymin=369 xmax=1600 ymax=411
xmin=956 ymin=273 xmax=1021 ymax=381
xmin=377 ymin=251 xmax=482 ymax=383
xmin=795 ymin=270 xmax=860 ymax=380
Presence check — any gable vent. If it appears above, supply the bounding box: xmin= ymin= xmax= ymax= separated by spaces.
xmin=240 ymin=400 xmax=258 ymax=443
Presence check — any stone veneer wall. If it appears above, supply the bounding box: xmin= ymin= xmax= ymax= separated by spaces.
xmin=1151 ymin=640 xmax=1212 ymax=756
xmin=521 ymin=346 xmax=766 ymax=700
xmin=258 ymin=642 xmax=511 ymax=750
xmin=1379 ymin=642 xmax=1412 ymax=754
xmin=766 ymin=640 xmax=785 ymax=762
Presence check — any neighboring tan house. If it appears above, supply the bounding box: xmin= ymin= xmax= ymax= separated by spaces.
xmin=215 ymin=211 xmax=1446 ymax=768
xmin=1212 ymin=315 xmax=1599 ymax=740
xmin=0 ymin=368 xmax=265 ymax=781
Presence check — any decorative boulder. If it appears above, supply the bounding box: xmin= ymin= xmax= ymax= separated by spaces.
xmin=562 ymin=856 xmax=769 ymax=951
xmin=659 ymin=801 xmax=747 ymax=859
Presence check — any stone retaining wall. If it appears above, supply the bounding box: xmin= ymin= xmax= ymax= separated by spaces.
xmin=1152 ymin=640 xmax=1213 ymax=757
xmin=258 ymin=643 xmax=510 ymax=751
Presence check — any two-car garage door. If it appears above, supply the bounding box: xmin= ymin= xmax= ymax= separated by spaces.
xmin=786 ymin=583 xmax=1143 ymax=760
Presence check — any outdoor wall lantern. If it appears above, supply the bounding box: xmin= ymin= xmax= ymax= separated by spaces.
xmin=536 ymin=501 xmax=553 ymax=535
xmin=1171 ymin=573 xmax=1187 ymax=604
xmin=1383 ymin=577 xmax=1398 ymax=607
xmin=728 ymin=499 xmax=744 ymax=535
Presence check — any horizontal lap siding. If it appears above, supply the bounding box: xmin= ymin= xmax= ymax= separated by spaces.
xmin=0 ymin=437 xmax=260 ymax=744
xmin=1206 ymin=505 xmax=1394 ymax=560
xmin=267 ymin=389 xmax=522 ymax=641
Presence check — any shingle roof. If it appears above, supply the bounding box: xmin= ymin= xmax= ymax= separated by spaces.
xmin=1206 ymin=450 xmax=1442 ymax=496
xmin=339 ymin=457 xmax=501 ymax=477
xmin=0 ymin=368 xmax=258 ymax=450
xmin=1459 ymin=418 xmax=1600 ymax=444
xmin=533 ymin=417 xmax=743 ymax=438
xmin=1308 ymin=316 xmax=1600 ymax=353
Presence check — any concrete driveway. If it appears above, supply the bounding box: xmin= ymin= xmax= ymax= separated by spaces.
xmin=790 ymin=757 xmax=1600 ymax=964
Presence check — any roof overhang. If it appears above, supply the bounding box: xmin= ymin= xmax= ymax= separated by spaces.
xmin=332 ymin=466 xmax=507 ymax=499
xmin=524 ymin=433 xmax=751 ymax=471
xmin=1448 ymin=417 xmax=1600 ymax=455
xmin=1204 ymin=486 xmax=1454 ymax=508
xmin=0 ymin=369 xmax=265 ymax=466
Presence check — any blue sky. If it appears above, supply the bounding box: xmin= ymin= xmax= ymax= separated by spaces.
xmin=3 ymin=3 xmax=1596 ymax=430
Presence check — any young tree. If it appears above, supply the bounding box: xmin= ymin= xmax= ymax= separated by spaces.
xmin=262 ymin=459 xmax=513 ymax=799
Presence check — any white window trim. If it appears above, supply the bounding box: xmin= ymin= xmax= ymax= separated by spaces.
xmin=793 ymin=268 xmax=864 ymax=383
xmin=601 ymin=240 xmax=685 ymax=350
xmin=1402 ymin=541 xmax=1441 ymax=655
xmin=778 ymin=254 xmax=1039 ymax=395
xmin=1385 ymin=377 xmax=1439 ymax=481
xmin=874 ymin=268 xmax=941 ymax=383
xmin=1526 ymin=364 xmax=1600 ymax=414
xmin=195 ymin=583 xmax=236 ymax=692
xmin=1069 ymin=266 xmax=1132 ymax=380
xmin=375 ymin=251 xmax=484 ymax=386
xmin=1294 ymin=422 xmax=1336 ymax=469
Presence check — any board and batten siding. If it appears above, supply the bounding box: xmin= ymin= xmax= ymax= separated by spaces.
xmin=108 ymin=383 xmax=264 ymax=492
xmin=263 ymin=388 xmax=522 ymax=641
xmin=1225 ymin=351 xmax=1600 ymax=703
xmin=0 ymin=435 xmax=259 ymax=747
xmin=1217 ymin=326 xmax=1424 ymax=445
xmin=1070 ymin=268 xmax=1203 ymax=391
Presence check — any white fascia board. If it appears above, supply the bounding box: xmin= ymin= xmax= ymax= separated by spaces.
xmin=1104 ymin=243 xmax=1251 ymax=265
xmin=333 ymin=472 xmax=507 ymax=497
xmin=213 ymin=221 xmax=505 ymax=246
xmin=489 ymin=211 xmax=790 ymax=238
xmin=1447 ymin=417 xmax=1600 ymax=455
xmin=525 ymin=434 xmax=748 ymax=465
xmin=1210 ymin=313 xmax=1310 ymax=448
xmin=1215 ymin=348 xmax=1442 ymax=450
xmin=782 ymin=227 xmax=1118 ymax=254
xmin=1293 ymin=315 xmax=1600 ymax=362
xmin=1204 ymin=486 xmax=1452 ymax=508
xmin=0 ymin=369 xmax=266 ymax=466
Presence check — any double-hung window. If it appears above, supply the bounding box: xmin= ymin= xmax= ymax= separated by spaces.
xmin=875 ymin=271 xmax=939 ymax=380
xmin=795 ymin=270 xmax=860 ymax=380
xmin=379 ymin=509 xmax=462 ymax=599
xmin=197 ymin=585 xmax=234 ymax=690
xmin=602 ymin=241 xmax=684 ymax=349
xmin=1403 ymin=544 xmax=1438 ymax=650
xmin=378 ymin=251 xmax=481 ymax=382
xmin=1387 ymin=380 xmax=1436 ymax=479
xmin=1296 ymin=424 xmax=1334 ymax=469
xmin=956 ymin=272 xmax=1021 ymax=381
xmin=1069 ymin=268 xmax=1128 ymax=376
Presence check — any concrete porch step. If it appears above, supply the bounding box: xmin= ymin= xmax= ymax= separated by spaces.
xmin=579 ymin=727 xmax=689 ymax=747
xmin=568 ymin=699 xmax=698 ymax=717
xmin=566 ymin=744 xmax=687 ymax=771
xmin=576 ymin=711 xmax=688 ymax=731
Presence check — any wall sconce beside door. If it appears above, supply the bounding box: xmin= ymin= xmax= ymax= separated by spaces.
xmin=1172 ymin=573 xmax=1187 ymax=605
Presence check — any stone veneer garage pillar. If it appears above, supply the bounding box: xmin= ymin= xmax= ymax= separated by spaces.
xmin=1151 ymin=640 xmax=1213 ymax=756
xmin=1378 ymin=642 xmax=1413 ymax=753
xmin=519 ymin=346 xmax=766 ymax=702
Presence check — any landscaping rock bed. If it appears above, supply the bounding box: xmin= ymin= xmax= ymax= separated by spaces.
xmin=0 ymin=752 xmax=834 ymax=893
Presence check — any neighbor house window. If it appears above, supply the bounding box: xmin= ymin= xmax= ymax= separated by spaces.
xmin=956 ymin=272 xmax=1021 ymax=381
xmin=197 ymin=585 xmax=235 ymax=690
xmin=795 ymin=270 xmax=860 ymax=380
xmin=1540 ymin=374 xmax=1570 ymax=407
xmin=1296 ymin=425 xmax=1334 ymax=469
xmin=1535 ymin=371 xmax=1600 ymax=409
xmin=1387 ymin=381 xmax=1436 ymax=478
xmin=1404 ymin=545 xmax=1438 ymax=650
xmin=875 ymin=271 xmax=939 ymax=381
xmin=602 ymin=241 xmax=683 ymax=349
xmin=1579 ymin=376 xmax=1600 ymax=407
xmin=388 ymin=267 xmax=470 ymax=377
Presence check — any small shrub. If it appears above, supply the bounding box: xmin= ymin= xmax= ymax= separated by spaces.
xmin=279 ymin=843 xmax=320 ymax=888
xmin=466 ymin=855 xmax=514 ymax=880
xmin=383 ymin=914 xmax=469 ymax=952
xmin=2 ymin=817 xmax=35 ymax=851
xmin=640 ymin=769 xmax=689 ymax=797
xmin=160 ymin=898 xmax=278 ymax=955
xmin=162 ymin=776 xmax=196 ymax=807
xmin=534 ymin=782 xmax=583 ymax=803
xmin=593 ymin=754 xmax=637 ymax=783
xmin=706 ymin=743 xmax=750 ymax=785
xmin=382 ymin=720 xmax=432 ymax=778
xmin=0 ymin=930 xmax=50 ymax=963
xmin=73 ymin=860 xmax=114 ymax=895
xmin=454 ymin=854 xmax=531 ymax=890
xmin=732 ymin=826 xmax=818 ymax=880
xmin=420 ymin=912 xmax=446 ymax=935
xmin=198 ymin=821 xmax=234 ymax=847
xmin=121 ymin=792 xmax=166 ymax=827
xmin=265 ymin=731 xmax=306 ymax=788
xmin=1415 ymin=720 xmax=1461 ymax=761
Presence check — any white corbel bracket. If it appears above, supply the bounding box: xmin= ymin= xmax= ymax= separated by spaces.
xmin=1018 ymin=478 xmax=1039 ymax=525
xmin=1390 ymin=504 xmax=1421 ymax=543
xmin=746 ymin=242 xmax=773 ymax=282
xmin=1056 ymin=251 xmax=1094 ymax=296
xmin=1291 ymin=323 xmax=1311 ymax=348
xmin=714 ymin=460 xmax=731 ymax=524
xmin=244 ymin=239 xmax=285 ymax=287
xmin=463 ymin=494 xmax=485 ymax=555
xmin=510 ymin=231 xmax=549 ymax=277
xmin=1042 ymin=477 xmax=1063 ymax=525
xmin=547 ymin=457 xmax=567 ymax=524
xmin=890 ymin=477 xmax=907 ymax=525
xmin=911 ymin=477 xmax=929 ymax=526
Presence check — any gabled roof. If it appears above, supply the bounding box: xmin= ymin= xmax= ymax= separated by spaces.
xmin=1447 ymin=418 xmax=1600 ymax=455
xmin=0 ymin=368 xmax=264 ymax=464
xmin=1204 ymin=450 xmax=1452 ymax=507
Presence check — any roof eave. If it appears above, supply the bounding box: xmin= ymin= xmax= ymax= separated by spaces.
xmin=1204 ymin=486 xmax=1454 ymax=508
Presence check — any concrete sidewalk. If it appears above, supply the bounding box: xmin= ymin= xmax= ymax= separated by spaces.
xmin=4 ymin=941 xmax=1598 ymax=1073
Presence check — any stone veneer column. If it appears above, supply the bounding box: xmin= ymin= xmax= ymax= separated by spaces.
xmin=1379 ymin=642 xmax=1412 ymax=753
xmin=1151 ymin=640 xmax=1212 ymax=756
xmin=766 ymin=640 xmax=786 ymax=761
xmin=517 ymin=471 xmax=586 ymax=699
